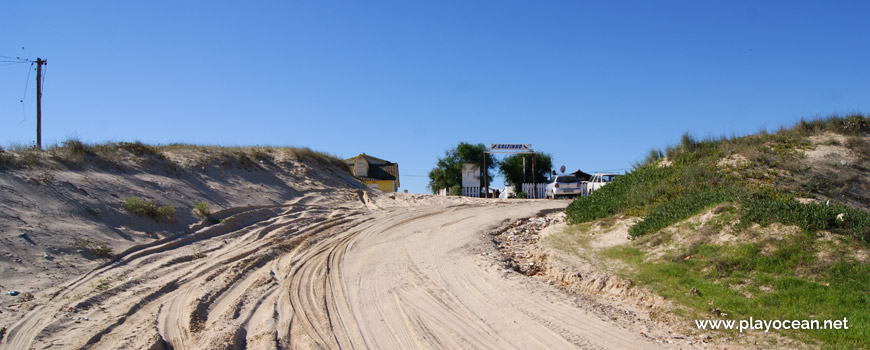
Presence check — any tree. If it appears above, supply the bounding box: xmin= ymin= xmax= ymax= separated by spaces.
xmin=428 ymin=142 xmax=497 ymax=194
xmin=498 ymin=152 xmax=552 ymax=192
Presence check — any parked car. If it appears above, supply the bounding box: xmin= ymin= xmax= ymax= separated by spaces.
xmin=582 ymin=173 xmax=620 ymax=196
xmin=545 ymin=175 xmax=581 ymax=199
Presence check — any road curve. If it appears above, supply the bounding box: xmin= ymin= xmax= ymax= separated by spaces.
xmin=1 ymin=197 xmax=667 ymax=349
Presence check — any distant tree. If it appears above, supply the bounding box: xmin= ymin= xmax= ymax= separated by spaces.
xmin=499 ymin=152 xmax=553 ymax=191
xmin=428 ymin=142 xmax=497 ymax=194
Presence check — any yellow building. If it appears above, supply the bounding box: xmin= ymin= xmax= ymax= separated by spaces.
xmin=345 ymin=153 xmax=400 ymax=192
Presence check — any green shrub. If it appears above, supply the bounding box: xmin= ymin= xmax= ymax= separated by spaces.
xmin=75 ymin=238 xmax=113 ymax=258
xmin=795 ymin=114 xmax=870 ymax=136
xmin=194 ymin=201 xmax=211 ymax=218
xmin=123 ymin=197 xmax=175 ymax=223
xmin=159 ymin=205 xmax=175 ymax=222
xmin=635 ymin=148 xmax=664 ymax=168
xmin=194 ymin=201 xmax=221 ymax=224
xmin=571 ymin=114 xmax=870 ymax=349
xmin=739 ymin=190 xmax=870 ymax=244
xmin=250 ymin=147 xmax=271 ymax=161
xmin=61 ymin=139 xmax=92 ymax=156
xmin=629 ymin=187 xmax=735 ymax=237
xmin=605 ymin=239 xmax=870 ymax=349
xmin=118 ymin=141 xmax=163 ymax=158
xmin=566 ymin=164 xmax=678 ymax=223
xmin=95 ymin=279 xmax=111 ymax=291
xmin=566 ymin=113 xmax=870 ymax=243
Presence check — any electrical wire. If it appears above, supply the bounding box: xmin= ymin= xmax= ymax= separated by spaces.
xmin=18 ymin=63 xmax=34 ymax=124
xmin=0 ymin=54 xmax=28 ymax=61
xmin=40 ymin=63 xmax=47 ymax=94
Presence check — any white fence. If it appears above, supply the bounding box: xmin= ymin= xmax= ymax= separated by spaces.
xmin=461 ymin=186 xmax=480 ymax=198
xmin=437 ymin=187 xmax=481 ymax=197
xmin=521 ymin=183 xmax=547 ymax=199
xmin=437 ymin=185 xmax=546 ymax=198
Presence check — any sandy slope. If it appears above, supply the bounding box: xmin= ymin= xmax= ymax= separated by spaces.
xmin=0 ymin=152 xmax=361 ymax=330
xmin=0 ymin=193 xmax=671 ymax=349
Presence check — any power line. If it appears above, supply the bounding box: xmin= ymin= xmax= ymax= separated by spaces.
xmin=589 ymin=168 xmax=631 ymax=173
xmin=0 ymin=54 xmax=27 ymax=61
xmin=40 ymin=63 xmax=47 ymax=93
xmin=18 ymin=62 xmax=34 ymax=124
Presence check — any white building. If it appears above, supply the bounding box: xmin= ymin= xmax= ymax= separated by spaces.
xmin=461 ymin=164 xmax=480 ymax=197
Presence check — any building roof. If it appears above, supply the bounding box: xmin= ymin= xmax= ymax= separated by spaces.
xmin=344 ymin=153 xmax=390 ymax=165
xmin=345 ymin=153 xmax=399 ymax=187
xmin=357 ymin=163 xmax=399 ymax=182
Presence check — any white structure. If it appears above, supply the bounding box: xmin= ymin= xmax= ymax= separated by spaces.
xmin=522 ymin=183 xmax=547 ymax=199
xmin=497 ymin=184 xmax=545 ymax=199
xmin=461 ymin=164 xmax=480 ymax=197
xmin=499 ymin=185 xmax=515 ymax=199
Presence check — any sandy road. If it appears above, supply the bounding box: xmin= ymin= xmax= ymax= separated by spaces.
xmin=1 ymin=196 xmax=667 ymax=349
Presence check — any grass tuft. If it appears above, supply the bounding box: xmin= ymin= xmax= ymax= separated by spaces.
xmin=193 ymin=201 xmax=211 ymax=218
xmin=123 ymin=197 xmax=175 ymax=223
xmin=193 ymin=201 xmax=220 ymax=224
xmin=75 ymin=238 xmax=113 ymax=258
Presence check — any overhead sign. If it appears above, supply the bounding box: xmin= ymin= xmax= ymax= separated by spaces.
xmin=489 ymin=143 xmax=530 ymax=151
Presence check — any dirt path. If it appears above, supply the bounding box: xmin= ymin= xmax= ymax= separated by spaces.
xmin=1 ymin=198 xmax=670 ymax=349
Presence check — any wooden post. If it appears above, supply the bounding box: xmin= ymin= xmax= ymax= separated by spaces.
xmin=35 ymin=58 xmax=45 ymax=150
xmin=483 ymin=152 xmax=488 ymax=198
xmin=531 ymin=153 xmax=536 ymax=199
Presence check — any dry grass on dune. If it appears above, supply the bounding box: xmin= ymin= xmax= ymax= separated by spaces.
xmin=0 ymin=140 xmax=348 ymax=172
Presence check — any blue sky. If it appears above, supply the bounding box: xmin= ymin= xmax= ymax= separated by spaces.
xmin=2 ymin=1 xmax=868 ymax=194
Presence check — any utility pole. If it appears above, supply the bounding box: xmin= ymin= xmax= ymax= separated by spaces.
xmin=532 ymin=153 xmax=536 ymax=199
xmin=35 ymin=58 xmax=47 ymax=150
xmin=483 ymin=153 xmax=488 ymax=198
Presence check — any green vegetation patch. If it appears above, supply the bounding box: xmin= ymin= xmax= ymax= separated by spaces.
xmin=601 ymin=237 xmax=869 ymax=349
xmin=123 ymin=197 xmax=175 ymax=223
xmin=740 ymin=190 xmax=870 ymax=244
xmin=75 ymin=238 xmax=113 ymax=259
xmin=193 ymin=201 xmax=211 ymax=218
xmin=563 ymin=114 xmax=870 ymax=349
xmin=567 ymin=114 xmax=870 ymax=242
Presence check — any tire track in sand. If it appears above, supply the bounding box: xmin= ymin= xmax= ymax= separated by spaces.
xmin=2 ymin=199 xmax=675 ymax=350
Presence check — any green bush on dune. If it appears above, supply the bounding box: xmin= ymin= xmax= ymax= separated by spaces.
xmin=564 ymin=114 xmax=870 ymax=349
xmin=567 ymin=114 xmax=870 ymax=243
xmin=123 ymin=197 xmax=175 ymax=223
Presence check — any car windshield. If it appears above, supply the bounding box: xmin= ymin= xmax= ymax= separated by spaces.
xmin=556 ymin=176 xmax=578 ymax=183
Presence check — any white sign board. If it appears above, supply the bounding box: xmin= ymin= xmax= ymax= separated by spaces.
xmin=462 ymin=163 xmax=480 ymax=187
xmin=489 ymin=144 xmax=531 ymax=151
